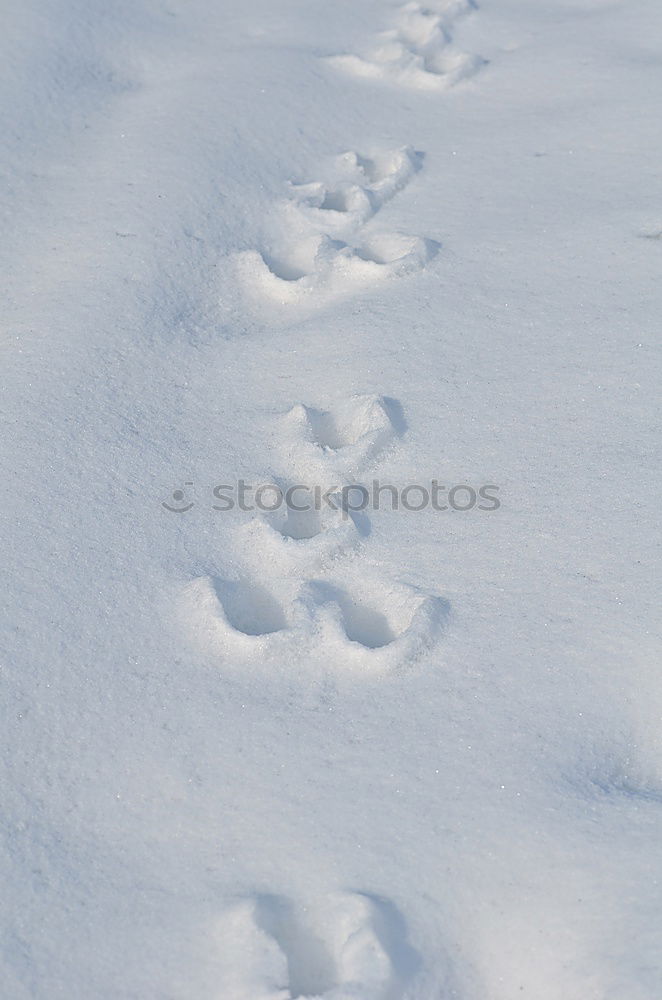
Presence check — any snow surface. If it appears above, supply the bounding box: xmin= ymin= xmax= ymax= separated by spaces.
xmin=1 ymin=0 xmax=661 ymax=996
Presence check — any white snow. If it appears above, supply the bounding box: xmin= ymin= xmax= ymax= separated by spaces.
xmin=1 ymin=0 xmax=661 ymax=997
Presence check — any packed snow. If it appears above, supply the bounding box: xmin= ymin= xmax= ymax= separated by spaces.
xmin=1 ymin=0 xmax=661 ymax=997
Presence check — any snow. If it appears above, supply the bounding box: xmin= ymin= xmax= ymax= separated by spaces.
xmin=1 ymin=0 xmax=661 ymax=997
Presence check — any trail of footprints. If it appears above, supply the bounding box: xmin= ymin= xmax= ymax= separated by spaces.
xmin=186 ymin=394 xmax=448 ymax=671
xmin=189 ymin=5 xmax=483 ymax=988
xmin=216 ymin=0 xmax=483 ymax=654
xmin=236 ymin=146 xmax=437 ymax=308
xmin=328 ymin=0 xmax=485 ymax=91
xmin=236 ymin=2 xmax=484 ymax=310
xmin=214 ymin=891 xmax=420 ymax=1000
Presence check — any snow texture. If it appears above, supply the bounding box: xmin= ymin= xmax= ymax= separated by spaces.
xmin=1 ymin=0 xmax=661 ymax=997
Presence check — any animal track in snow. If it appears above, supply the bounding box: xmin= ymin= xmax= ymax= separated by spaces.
xmin=280 ymin=393 xmax=405 ymax=483
xmin=235 ymin=146 xmax=435 ymax=310
xmin=213 ymin=891 xmax=421 ymax=1000
xmin=184 ymin=394 xmax=448 ymax=672
xmin=238 ymin=234 xmax=434 ymax=307
xmin=312 ymin=583 xmax=397 ymax=650
xmin=186 ymin=570 xmax=446 ymax=671
xmin=328 ymin=0 xmax=485 ymax=91
xmin=184 ymin=574 xmax=302 ymax=656
xmin=234 ymin=493 xmax=363 ymax=576
xmin=301 ymin=575 xmax=448 ymax=669
xmin=289 ymin=147 xmax=423 ymax=232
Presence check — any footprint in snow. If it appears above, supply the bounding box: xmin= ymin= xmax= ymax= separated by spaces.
xmin=233 ymin=488 xmax=365 ymax=576
xmin=327 ymin=0 xmax=485 ymax=92
xmin=233 ymin=394 xmax=404 ymax=572
xmin=301 ymin=576 xmax=449 ymax=669
xmin=279 ymin=393 xmax=406 ymax=482
xmin=237 ymin=231 xmax=436 ymax=308
xmin=234 ymin=145 xmax=435 ymax=312
xmin=289 ymin=146 xmax=423 ymax=233
xmin=184 ymin=570 xmax=448 ymax=671
xmin=212 ymin=891 xmax=421 ymax=1000
xmin=181 ymin=394 xmax=448 ymax=671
